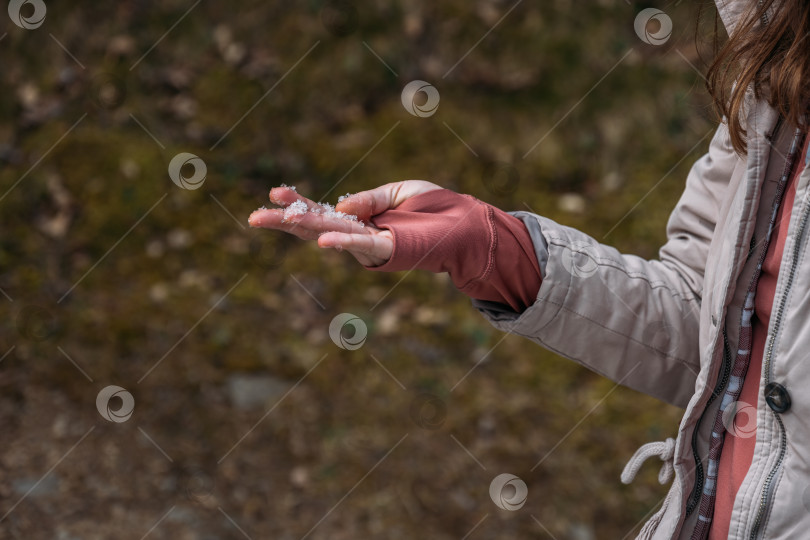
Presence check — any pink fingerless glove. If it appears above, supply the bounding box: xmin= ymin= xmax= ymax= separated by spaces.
xmin=362 ymin=188 xmax=542 ymax=313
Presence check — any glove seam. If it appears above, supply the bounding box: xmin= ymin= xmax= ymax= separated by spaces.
xmin=456 ymin=199 xmax=497 ymax=290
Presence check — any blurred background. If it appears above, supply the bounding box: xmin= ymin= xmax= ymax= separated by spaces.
xmin=0 ymin=1 xmax=721 ymax=538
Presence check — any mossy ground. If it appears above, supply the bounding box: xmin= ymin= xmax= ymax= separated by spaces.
xmin=1 ymin=1 xmax=719 ymax=538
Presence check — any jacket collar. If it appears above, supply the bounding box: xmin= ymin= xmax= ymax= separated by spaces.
xmin=715 ymin=0 xmax=780 ymax=35
xmin=714 ymin=0 xmax=751 ymax=35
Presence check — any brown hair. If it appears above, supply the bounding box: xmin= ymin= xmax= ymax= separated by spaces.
xmin=702 ymin=0 xmax=810 ymax=155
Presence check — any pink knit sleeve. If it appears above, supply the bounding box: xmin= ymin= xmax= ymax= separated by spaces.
xmin=361 ymin=188 xmax=542 ymax=312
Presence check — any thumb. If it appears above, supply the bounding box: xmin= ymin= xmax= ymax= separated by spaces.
xmin=318 ymin=231 xmax=394 ymax=267
xmin=335 ymin=180 xmax=443 ymax=222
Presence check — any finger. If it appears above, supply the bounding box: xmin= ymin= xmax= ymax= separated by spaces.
xmin=317 ymin=231 xmax=393 ymax=265
xmin=290 ymin=210 xmax=372 ymax=235
xmin=268 ymin=186 xmax=321 ymax=211
xmin=319 ymin=232 xmax=387 ymax=267
xmin=247 ymin=208 xmax=322 ymax=240
xmin=269 ymin=186 xmax=372 ymax=228
xmin=334 ymin=180 xmax=443 ymax=222
xmin=249 ymin=206 xmax=372 ymax=238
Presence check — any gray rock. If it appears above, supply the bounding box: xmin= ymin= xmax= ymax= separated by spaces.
xmin=226 ymin=374 xmax=293 ymax=410
xmin=12 ymin=474 xmax=59 ymax=497
xmin=569 ymin=522 xmax=596 ymax=540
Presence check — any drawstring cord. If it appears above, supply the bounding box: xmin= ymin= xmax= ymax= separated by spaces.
xmin=621 ymin=437 xmax=676 ymax=485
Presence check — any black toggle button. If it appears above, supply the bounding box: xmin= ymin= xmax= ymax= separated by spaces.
xmin=764 ymin=382 xmax=791 ymax=413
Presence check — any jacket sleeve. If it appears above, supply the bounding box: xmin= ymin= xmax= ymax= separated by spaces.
xmin=470 ymin=123 xmax=738 ymax=409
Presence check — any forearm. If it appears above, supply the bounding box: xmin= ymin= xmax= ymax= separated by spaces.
xmin=361 ymin=188 xmax=542 ymax=313
xmin=471 ymin=212 xmax=702 ymax=409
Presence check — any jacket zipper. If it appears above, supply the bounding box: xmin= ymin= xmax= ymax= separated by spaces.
xmin=686 ymin=115 xmax=787 ymax=520
xmin=686 ymin=328 xmax=733 ymax=516
xmin=748 ymin=178 xmax=810 ymax=539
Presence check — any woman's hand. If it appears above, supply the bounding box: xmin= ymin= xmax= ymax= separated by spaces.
xmin=248 ymin=180 xmax=443 ymax=267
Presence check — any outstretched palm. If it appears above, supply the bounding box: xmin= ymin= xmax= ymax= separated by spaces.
xmin=248 ymin=180 xmax=442 ymax=267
